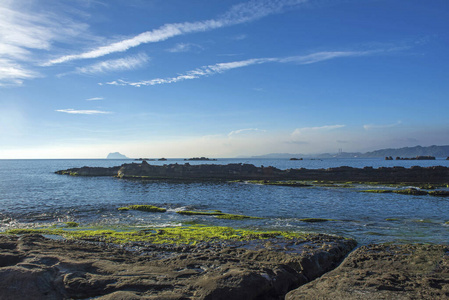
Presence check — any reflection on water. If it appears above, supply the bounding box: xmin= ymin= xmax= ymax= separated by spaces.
xmin=0 ymin=159 xmax=448 ymax=244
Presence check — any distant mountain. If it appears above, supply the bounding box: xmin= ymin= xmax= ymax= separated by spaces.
xmin=362 ymin=145 xmax=449 ymax=158
xmin=106 ymin=152 xmax=128 ymax=159
xmin=252 ymin=145 xmax=449 ymax=159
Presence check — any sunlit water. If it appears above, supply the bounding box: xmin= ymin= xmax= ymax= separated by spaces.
xmin=1 ymin=158 xmax=448 ymax=245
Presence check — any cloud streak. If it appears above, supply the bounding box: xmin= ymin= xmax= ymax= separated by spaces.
xmin=292 ymin=124 xmax=346 ymax=136
xmin=43 ymin=0 xmax=308 ymax=66
xmin=105 ymin=50 xmax=381 ymax=87
xmin=75 ymin=53 xmax=149 ymax=74
xmin=228 ymin=128 xmax=266 ymax=136
xmin=56 ymin=109 xmax=111 ymax=115
xmin=363 ymin=121 xmax=402 ymax=130
xmin=167 ymin=43 xmax=204 ymax=53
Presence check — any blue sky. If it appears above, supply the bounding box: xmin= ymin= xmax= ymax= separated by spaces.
xmin=0 ymin=0 xmax=448 ymax=158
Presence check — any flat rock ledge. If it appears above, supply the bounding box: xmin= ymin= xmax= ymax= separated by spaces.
xmin=56 ymin=162 xmax=449 ymax=183
xmin=0 ymin=234 xmax=355 ymax=300
xmin=286 ymin=243 xmax=449 ymax=300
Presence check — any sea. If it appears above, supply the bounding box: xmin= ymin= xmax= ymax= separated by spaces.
xmin=1 ymin=158 xmax=448 ymax=245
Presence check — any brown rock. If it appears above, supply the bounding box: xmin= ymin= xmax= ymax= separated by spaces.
xmin=286 ymin=244 xmax=449 ymax=299
xmin=0 ymin=234 xmax=355 ymax=300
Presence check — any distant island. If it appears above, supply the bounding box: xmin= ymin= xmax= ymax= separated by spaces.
xmin=253 ymin=145 xmax=449 ymax=159
xmin=184 ymin=157 xmax=217 ymax=161
xmin=106 ymin=152 xmax=128 ymax=159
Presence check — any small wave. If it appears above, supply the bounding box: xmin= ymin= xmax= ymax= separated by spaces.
xmin=167 ymin=206 xmax=189 ymax=212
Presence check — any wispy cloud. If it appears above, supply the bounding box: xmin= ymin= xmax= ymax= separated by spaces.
xmin=56 ymin=109 xmax=111 ymax=115
xmin=278 ymin=50 xmax=379 ymax=64
xmin=105 ymin=50 xmax=385 ymax=87
xmin=228 ymin=128 xmax=266 ymax=136
xmin=0 ymin=2 xmax=90 ymax=86
xmin=105 ymin=57 xmax=274 ymax=87
xmin=363 ymin=121 xmax=402 ymax=130
xmin=86 ymin=97 xmax=104 ymax=101
xmin=43 ymin=0 xmax=308 ymax=65
xmin=292 ymin=125 xmax=345 ymax=136
xmin=75 ymin=53 xmax=149 ymax=74
xmin=0 ymin=58 xmax=39 ymax=87
xmin=167 ymin=43 xmax=203 ymax=53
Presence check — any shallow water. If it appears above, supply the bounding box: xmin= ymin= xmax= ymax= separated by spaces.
xmin=1 ymin=158 xmax=448 ymax=244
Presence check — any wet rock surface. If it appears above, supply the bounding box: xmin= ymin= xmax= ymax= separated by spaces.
xmin=286 ymin=243 xmax=449 ymax=299
xmin=0 ymin=234 xmax=355 ymax=300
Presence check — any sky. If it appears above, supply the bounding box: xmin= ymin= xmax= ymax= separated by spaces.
xmin=0 ymin=0 xmax=448 ymax=159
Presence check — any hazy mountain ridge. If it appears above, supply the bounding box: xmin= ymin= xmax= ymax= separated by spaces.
xmin=252 ymin=145 xmax=449 ymax=159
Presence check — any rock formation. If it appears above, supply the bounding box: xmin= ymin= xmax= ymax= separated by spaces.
xmin=0 ymin=233 xmax=355 ymax=300
xmin=56 ymin=162 xmax=449 ymax=183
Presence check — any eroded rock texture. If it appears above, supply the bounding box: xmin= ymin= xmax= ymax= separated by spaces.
xmin=0 ymin=234 xmax=355 ymax=300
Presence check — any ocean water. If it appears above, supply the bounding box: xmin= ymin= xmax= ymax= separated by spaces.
xmin=1 ymin=158 xmax=448 ymax=245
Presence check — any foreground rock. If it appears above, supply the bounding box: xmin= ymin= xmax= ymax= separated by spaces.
xmin=0 ymin=234 xmax=355 ymax=300
xmin=287 ymin=244 xmax=449 ymax=299
xmin=56 ymin=161 xmax=449 ymax=183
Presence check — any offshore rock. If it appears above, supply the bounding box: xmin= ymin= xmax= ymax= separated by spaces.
xmin=0 ymin=234 xmax=355 ymax=300
xmin=56 ymin=161 xmax=449 ymax=183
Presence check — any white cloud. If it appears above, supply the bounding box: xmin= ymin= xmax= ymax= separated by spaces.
xmin=363 ymin=121 xmax=402 ymax=130
xmin=105 ymin=49 xmax=394 ymax=87
xmin=0 ymin=58 xmax=39 ymax=87
xmin=292 ymin=125 xmax=345 ymax=136
xmin=167 ymin=43 xmax=203 ymax=53
xmin=106 ymin=57 xmax=274 ymax=87
xmin=56 ymin=109 xmax=111 ymax=115
xmin=43 ymin=0 xmax=308 ymax=65
xmin=0 ymin=1 xmax=89 ymax=86
xmin=86 ymin=97 xmax=104 ymax=101
xmin=228 ymin=128 xmax=266 ymax=136
xmin=279 ymin=50 xmax=378 ymax=64
xmin=75 ymin=53 xmax=149 ymax=74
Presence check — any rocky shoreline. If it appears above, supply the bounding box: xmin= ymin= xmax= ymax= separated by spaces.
xmin=0 ymin=234 xmax=447 ymax=299
xmin=56 ymin=161 xmax=449 ymax=183
xmin=0 ymin=233 xmax=355 ymax=300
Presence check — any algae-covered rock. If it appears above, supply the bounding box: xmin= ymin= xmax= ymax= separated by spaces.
xmin=118 ymin=205 xmax=166 ymax=212
xmin=216 ymin=214 xmax=263 ymax=220
xmin=64 ymin=222 xmax=79 ymax=228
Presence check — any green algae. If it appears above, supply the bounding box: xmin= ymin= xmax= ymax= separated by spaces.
xmin=3 ymin=225 xmax=306 ymax=245
xmin=64 ymin=222 xmax=79 ymax=228
xmin=361 ymin=188 xmax=449 ymax=196
xmin=216 ymin=214 xmax=263 ymax=220
xmin=385 ymin=218 xmax=400 ymax=221
xmin=118 ymin=205 xmax=166 ymax=212
xmin=428 ymin=190 xmax=449 ymax=197
xmin=393 ymin=188 xmax=428 ymax=196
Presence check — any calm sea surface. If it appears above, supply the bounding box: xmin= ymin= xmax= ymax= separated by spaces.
xmin=1 ymin=158 xmax=448 ymax=245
